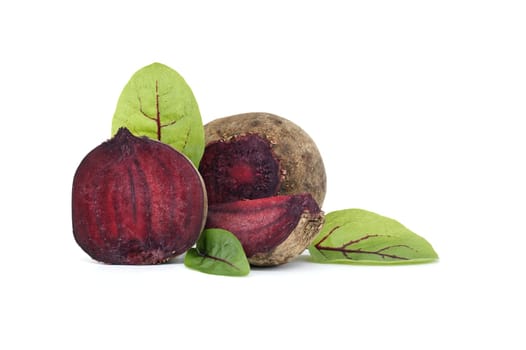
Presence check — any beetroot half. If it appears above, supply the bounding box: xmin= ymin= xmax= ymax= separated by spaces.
xmin=206 ymin=193 xmax=324 ymax=266
xmin=72 ymin=128 xmax=207 ymax=264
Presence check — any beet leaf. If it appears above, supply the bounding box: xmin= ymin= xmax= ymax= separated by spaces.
xmin=185 ymin=229 xmax=250 ymax=276
xmin=112 ymin=62 xmax=204 ymax=167
xmin=309 ymin=209 xmax=438 ymax=264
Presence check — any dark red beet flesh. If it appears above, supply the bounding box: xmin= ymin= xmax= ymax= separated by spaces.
xmin=198 ymin=134 xmax=281 ymax=204
xmin=72 ymin=128 xmax=206 ymax=264
xmin=205 ymin=193 xmax=321 ymax=257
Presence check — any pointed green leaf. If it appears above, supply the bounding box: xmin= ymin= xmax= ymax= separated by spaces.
xmin=308 ymin=209 xmax=438 ymax=265
xmin=184 ymin=229 xmax=250 ymax=277
xmin=112 ymin=62 xmax=204 ymax=167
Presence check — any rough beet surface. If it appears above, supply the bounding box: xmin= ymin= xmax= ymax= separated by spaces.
xmin=203 ymin=112 xmax=327 ymax=206
xmin=72 ymin=128 xmax=207 ymax=264
xmin=205 ymin=193 xmax=324 ymax=266
xmin=199 ymin=134 xmax=281 ymax=204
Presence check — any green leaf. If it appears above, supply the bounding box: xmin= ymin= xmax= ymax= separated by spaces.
xmin=308 ymin=209 xmax=438 ymax=265
xmin=184 ymin=229 xmax=250 ymax=277
xmin=112 ymin=62 xmax=204 ymax=167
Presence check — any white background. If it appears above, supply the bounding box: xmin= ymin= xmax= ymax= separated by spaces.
xmin=1 ymin=1 xmax=525 ymax=349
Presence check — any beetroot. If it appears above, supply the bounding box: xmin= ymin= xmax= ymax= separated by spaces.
xmin=202 ymin=112 xmax=326 ymax=206
xmin=72 ymin=128 xmax=207 ymax=264
xmin=200 ymin=113 xmax=326 ymax=266
xmin=206 ymin=194 xmax=324 ymax=266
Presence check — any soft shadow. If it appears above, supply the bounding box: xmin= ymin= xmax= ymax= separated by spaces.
xmin=250 ymin=254 xmax=315 ymax=272
xmin=164 ymin=254 xmax=185 ymax=265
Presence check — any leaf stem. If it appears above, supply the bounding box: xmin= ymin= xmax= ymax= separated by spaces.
xmin=198 ymin=250 xmax=241 ymax=271
xmin=317 ymin=244 xmax=411 ymax=260
xmin=137 ymin=80 xmax=183 ymax=142
xmin=314 ymin=228 xmax=413 ymax=260
xmin=155 ymin=80 xmax=161 ymax=141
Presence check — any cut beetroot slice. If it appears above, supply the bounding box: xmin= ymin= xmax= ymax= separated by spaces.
xmin=205 ymin=193 xmax=324 ymax=266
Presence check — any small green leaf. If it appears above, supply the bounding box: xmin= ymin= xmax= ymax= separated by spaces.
xmin=112 ymin=62 xmax=204 ymax=167
xmin=308 ymin=209 xmax=438 ymax=265
xmin=184 ymin=229 xmax=250 ymax=277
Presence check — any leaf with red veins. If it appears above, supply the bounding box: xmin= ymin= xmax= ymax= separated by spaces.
xmin=184 ymin=228 xmax=250 ymax=277
xmin=112 ymin=62 xmax=205 ymax=168
xmin=308 ymin=209 xmax=438 ymax=265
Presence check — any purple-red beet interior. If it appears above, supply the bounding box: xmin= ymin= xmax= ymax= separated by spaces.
xmin=199 ymin=134 xmax=281 ymax=204
xmin=72 ymin=128 xmax=206 ymax=264
xmin=205 ymin=193 xmax=320 ymax=257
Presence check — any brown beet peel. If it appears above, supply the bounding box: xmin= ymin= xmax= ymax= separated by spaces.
xmin=202 ymin=112 xmax=327 ymax=206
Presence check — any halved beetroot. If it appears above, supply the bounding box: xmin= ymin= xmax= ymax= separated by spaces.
xmin=72 ymin=128 xmax=207 ymax=264
xmin=205 ymin=193 xmax=324 ymax=266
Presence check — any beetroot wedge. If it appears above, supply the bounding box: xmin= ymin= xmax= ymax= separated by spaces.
xmin=205 ymin=193 xmax=324 ymax=266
